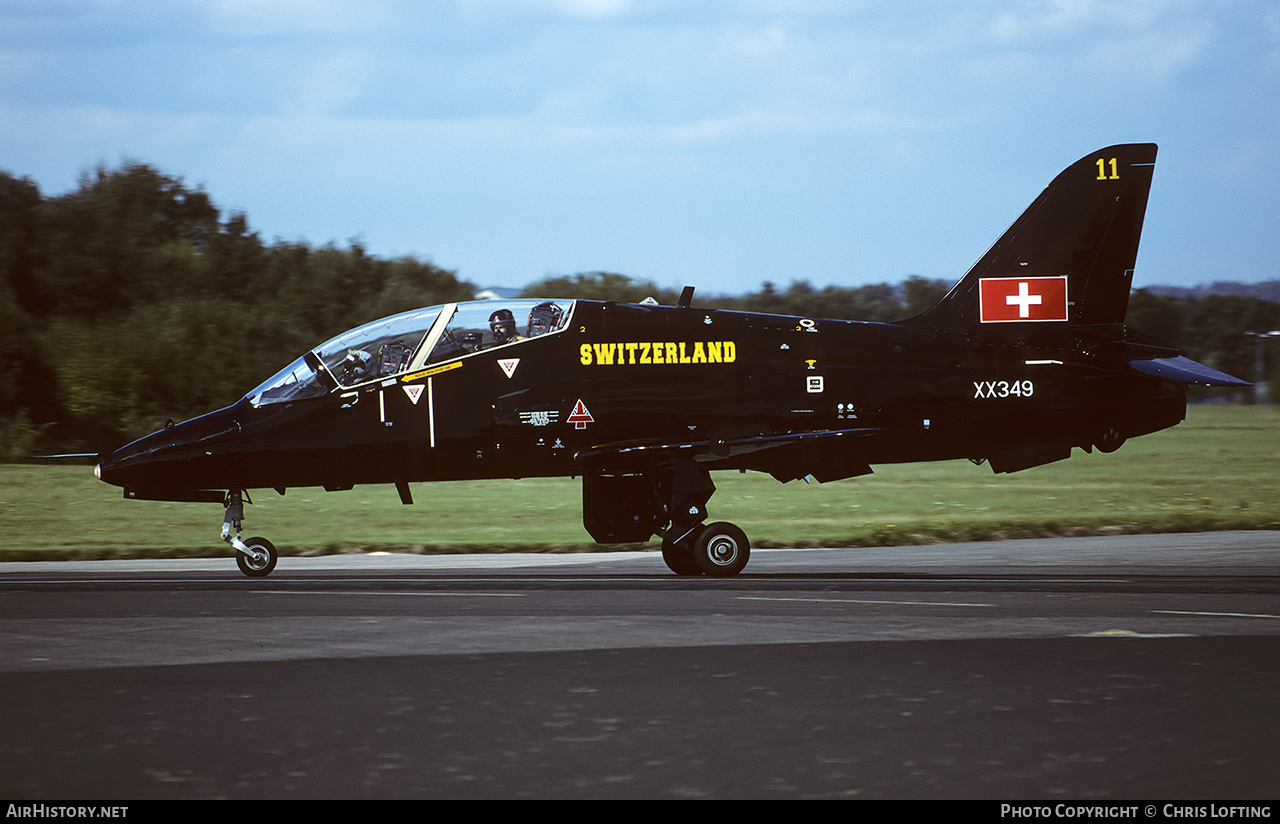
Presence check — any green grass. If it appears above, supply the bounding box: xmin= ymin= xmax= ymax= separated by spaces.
xmin=2 ymin=405 xmax=1278 ymax=560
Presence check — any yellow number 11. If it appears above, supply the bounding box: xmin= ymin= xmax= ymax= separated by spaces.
xmin=1096 ymin=157 xmax=1119 ymax=180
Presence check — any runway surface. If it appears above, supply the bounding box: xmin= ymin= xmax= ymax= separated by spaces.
xmin=2 ymin=531 xmax=1277 ymax=799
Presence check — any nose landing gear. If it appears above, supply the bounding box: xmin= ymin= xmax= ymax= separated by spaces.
xmin=222 ymin=490 xmax=278 ymax=577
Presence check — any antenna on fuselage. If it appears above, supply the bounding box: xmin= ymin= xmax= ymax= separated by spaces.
xmin=677 ymin=286 xmax=695 ymax=309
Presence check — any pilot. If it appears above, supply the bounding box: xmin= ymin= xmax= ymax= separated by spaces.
xmin=527 ymin=301 xmax=564 ymax=337
xmin=378 ymin=342 xmax=412 ymax=376
xmin=339 ymin=349 xmax=373 ymax=383
xmin=489 ymin=309 xmax=524 ymax=346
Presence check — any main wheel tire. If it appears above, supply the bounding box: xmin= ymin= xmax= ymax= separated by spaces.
xmin=236 ymin=536 xmax=278 ymax=578
xmin=693 ymin=522 xmax=750 ymax=577
xmin=661 ymin=539 xmax=703 ymax=576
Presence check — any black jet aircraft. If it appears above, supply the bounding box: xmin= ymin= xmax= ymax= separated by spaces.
xmin=95 ymin=143 xmax=1248 ymax=577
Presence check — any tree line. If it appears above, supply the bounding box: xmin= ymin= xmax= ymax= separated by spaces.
xmin=2 ymin=162 xmax=1277 ymax=460
xmin=0 ymin=163 xmax=474 ymax=459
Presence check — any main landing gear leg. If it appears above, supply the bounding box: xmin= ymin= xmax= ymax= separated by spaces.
xmin=657 ymin=460 xmax=751 ymax=577
xmin=222 ymin=489 xmax=278 ymax=578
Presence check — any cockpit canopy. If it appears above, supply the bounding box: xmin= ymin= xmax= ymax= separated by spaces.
xmin=247 ymin=299 xmax=573 ymax=407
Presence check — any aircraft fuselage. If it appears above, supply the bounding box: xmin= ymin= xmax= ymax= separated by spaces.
xmin=98 ymin=299 xmax=1186 ymax=498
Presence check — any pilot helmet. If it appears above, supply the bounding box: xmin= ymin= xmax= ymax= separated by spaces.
xmin=527 ymin=302 xmax=564 ymax=337
xmin=489 ymin=308 xmax=518 ymax=342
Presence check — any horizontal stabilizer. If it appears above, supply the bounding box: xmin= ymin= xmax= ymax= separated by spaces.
xmin=1128 ymin=356 xmax=1251 ymax=387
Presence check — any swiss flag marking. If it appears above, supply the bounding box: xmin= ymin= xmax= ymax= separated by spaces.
xmin=979 ymin=276 xmax=1069 ymax=323
xmin=567 ymin=399 xmax=595 ymax=429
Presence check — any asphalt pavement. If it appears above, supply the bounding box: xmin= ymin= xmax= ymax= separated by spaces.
xmin=1 ymin=532 xmax=1277 ymax=799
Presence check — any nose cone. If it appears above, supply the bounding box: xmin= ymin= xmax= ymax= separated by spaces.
xmin=96 ymin=406 xmax=243 ymax=495
xmin=94 ymin=436 xmax=154 ymax=490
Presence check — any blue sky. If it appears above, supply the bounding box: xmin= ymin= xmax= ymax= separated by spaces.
xmin=2 ymin=0 xmax=1278 ymax=294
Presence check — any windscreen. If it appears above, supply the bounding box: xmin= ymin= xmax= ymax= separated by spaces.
xmin=246 ymin=355 xmax=329 ymax=406
xmin=313 ymin=305 xmax=444 ymax=386
xmin=247 ymin=305 xmax=445 ymax=406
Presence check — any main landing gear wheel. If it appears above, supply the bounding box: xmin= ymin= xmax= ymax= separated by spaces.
xmin=235 ymin=536 xmax=278 ymax=578
xmin=693 ymin=522 xmax=750 ymax=577
xmin=661 ymin=539 xmax=703 ymax=576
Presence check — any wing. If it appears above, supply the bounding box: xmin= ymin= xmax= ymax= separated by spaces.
xmin=575 ymin=427 xmax=889 ymax=483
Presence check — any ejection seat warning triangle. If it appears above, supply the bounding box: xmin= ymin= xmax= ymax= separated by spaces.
xmin=403 ymin=385 xmax=424 ymax=405
xmin=498 ymin=358 xmax=519 ymax=378
xmin=567 ymin=399 xmax=594 ymax=429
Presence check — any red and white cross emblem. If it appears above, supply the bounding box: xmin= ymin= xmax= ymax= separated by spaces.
xmin=978 ymin=276 xmax=1069 ymax=323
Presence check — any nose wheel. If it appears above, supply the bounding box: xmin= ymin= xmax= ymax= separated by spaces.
xmin=235 ymin=536 xmax=278 ymax=577
xmin=222 ymin=490 xmax=279 ymax=577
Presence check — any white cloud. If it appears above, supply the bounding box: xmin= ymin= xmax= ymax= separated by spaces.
xmin=281 ymin=53 xmax=379 ymax=116
xmin=197 ymin=0 xmax=387 ymax=34
xmin=454 ymin=0 xmax=635 ymax=20
xmin=987 ymin=0 xmax=1181 ymax=43
xmin=1088 ymin=22 xmax=1210 ymax=86
xmin=975 ymin=0 xmax=1213 ymax=90
xmin=550 ymin=0 xmax=633 ymax=18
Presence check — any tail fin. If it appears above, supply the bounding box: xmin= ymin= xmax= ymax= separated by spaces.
xmin=909 ymin=143 xmax=1157 ymax=330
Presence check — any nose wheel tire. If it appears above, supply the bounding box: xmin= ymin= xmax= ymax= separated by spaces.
xmin=235 ymin=537 xmax=278 ymax=577
xmin=693 ymin=522 xmax=750 ymax=577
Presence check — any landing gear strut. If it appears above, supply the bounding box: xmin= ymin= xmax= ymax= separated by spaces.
xmin=582 ymin=459 xmax=752 ymax=576
xmin=222 ymin=490 xmax=278 ymax=577
xmin=655 ymin=460 xmax=750 ymax=577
